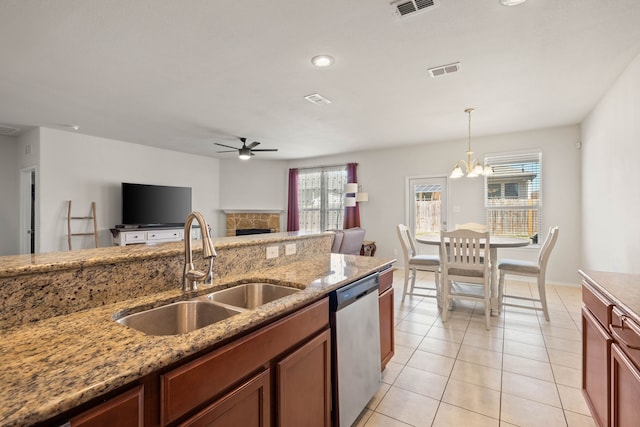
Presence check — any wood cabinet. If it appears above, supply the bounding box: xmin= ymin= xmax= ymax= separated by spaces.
xmin=378 ymin=268 xmax=394 ymax=370
xmin=161 ymin=298 xmax=330 ymax=426
xmin=581 ymin=273 xmax=640 ymax=427
xmin=69 ymin=385 xmax=144 ymax=427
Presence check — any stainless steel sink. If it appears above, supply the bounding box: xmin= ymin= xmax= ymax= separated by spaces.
xmin=203 ymin=283 xmax=300 ymax=310
xmin=116 ymin=301 xmax=242 ymax=336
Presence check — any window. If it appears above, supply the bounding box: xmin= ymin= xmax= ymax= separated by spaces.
xmin=484 ymin=151 xmax=541 ymax=241
xmin=297 ymin=165 xmax=348 ymax=232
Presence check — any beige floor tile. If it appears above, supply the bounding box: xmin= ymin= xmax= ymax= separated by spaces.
xmin=558 ymin=384 xmax=592 ymax=416
xmin=544 ymin=334 xmax=583 ymax=354
xmin=441 ymin=378 xmax=501 ymax=418
xmin=456 ymin=345 xmax=503 ymax=369
xmin=407 ymin=348 xmax=455 ymax=376
xmin=403 ymin=311 xmax=439 ymax=326
xmin=450 ymin=359 xmax=502 ymax=391
xmin=375 ymin=386 xmax=439 ymax=427
xmin=548 ymin=347 xmax=583 ymax=368
xmin=426 ymin=325 xmax=466 ymax=343
xmin=417 ymin=336 xmax=461 ymax=358
xmin=393 ymin=365 xmax=448 ymax=400
xmin=503 ymin=339 xmax=549 ymax=362
xmin=552 ymin=364 xmax=582 ymax=388
xmin=501 ymin=393 xmax=567 ymax=427
xmin=503 ymin=328 xmax=546 ymax=347
xmin=366 ymin=382 xmax=391 ymax=410
xmin=502 ymin=371 xmax=562 ymax=407
xmin=467 ymin=321 xmax=505 ymax=338
xmin=394 ymin=319 xmax=433 ymax=336
xmin=504 ymin=318 xmax=544 ymax=335
xmin=565 ymin=410 xmax=598 ymax=427
xmin=390 ymin=344 xmax=414 ymax=365
xmin=381 ymin=361 xmax=404 ymax=385
xmin=363 ymin=412 xmax=413 ymax=427
xmin=502 ymin=353 xmax=555 ymax=382
xmin=394 ymin=330 xmax=425 ymax=349
xmin=432 ymin=402 xmax=499 ymax=427
xmin=462 ymin=332 xmax=504 ymax=352
xmin=542 ymin=325 xmax=582 ymax=341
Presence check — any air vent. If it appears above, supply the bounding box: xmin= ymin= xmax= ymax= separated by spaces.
xmin=391 ymin=0 xmax=438 ymax=17
xmin=427 ymin=62 xmax=461 ymax=78
xmin=0 ymin=124 xmax=20 ymax=136
xmin=304 ymin=93 xmax=332 ymax=105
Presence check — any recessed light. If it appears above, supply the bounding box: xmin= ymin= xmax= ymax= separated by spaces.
xmin=311 ymin=55 xmax=335 ymax=67
xmin=499 ymin=0 xmax=527 ymax=6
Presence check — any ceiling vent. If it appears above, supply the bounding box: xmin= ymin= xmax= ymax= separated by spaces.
xmin=304 ymin=93 xmax=332 ymax=105
xmin=391 ymin=0 xmax=439 ymax=17
xmin=427 ymin=62 xmax=461 ymax=78
xmin=0 ymin=124 xmax=20 ymax=136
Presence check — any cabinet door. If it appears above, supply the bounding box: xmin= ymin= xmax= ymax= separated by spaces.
xmin=379 ymin=287 xmax=394 ymax=370
xmin=276 ymin=329 xmax=331 ymax=427
xmin=70 ymin=385 xmax=143 ymax=427
xmin=582 ymin=307 xmax=611 ymax=427
xmin=179 ymin=369 xmax=271 ymax=427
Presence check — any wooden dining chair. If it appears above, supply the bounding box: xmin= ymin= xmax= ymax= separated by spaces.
xmin=498 ymin=226 xmax=559 ymax=321
xmin=396 ymin=224 xmax=440 ymax=304
xmin=440 ymin=229 xmax=491 ymax=330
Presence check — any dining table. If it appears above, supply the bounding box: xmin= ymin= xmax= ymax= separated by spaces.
xmin=415 ymin=234 xmax=531 ymax=315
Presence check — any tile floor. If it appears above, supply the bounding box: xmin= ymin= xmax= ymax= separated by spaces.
xmin=353 ymin=269 xmax=594 ymax=427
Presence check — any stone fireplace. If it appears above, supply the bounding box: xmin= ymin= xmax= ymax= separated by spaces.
xmin=224 ymin=210 xmax=281 ymax=237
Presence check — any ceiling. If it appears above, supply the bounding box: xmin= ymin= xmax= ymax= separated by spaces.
xmin=1 ymin=0 xmax=639 ymax=160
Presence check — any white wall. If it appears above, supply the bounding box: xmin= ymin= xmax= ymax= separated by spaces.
xmin=38 ymin=128 xmax=221 ymax=252
xmin=581 ymin=52 xmax=640 ymax=273
xmin=217 ymin=158 xmax=288 ymax=234
xmin=286 ymin=125 xmax=582 ymax=285
xmin=0 ymin=135 xmax=20 ymax=255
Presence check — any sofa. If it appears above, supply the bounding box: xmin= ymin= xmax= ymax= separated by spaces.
xmin=330 ymin=228 xmax=366 ymax=255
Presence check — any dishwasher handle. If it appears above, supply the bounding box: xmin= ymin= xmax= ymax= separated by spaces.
xmin=330 ymin=273 xmax=380 ymax=311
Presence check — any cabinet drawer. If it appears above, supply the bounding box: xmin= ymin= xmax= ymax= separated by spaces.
xmin=70 ymin=385 xmax=144 ymax=427
xmin=124 ymin=232 xmax=146 ymax=243
xmin=378 ymin=267 xmax=393 ymax=294
xmin=147 ymin=230 xmax=183 ymax=241
xmin=583 ymin=281 xmax=612 ymax=327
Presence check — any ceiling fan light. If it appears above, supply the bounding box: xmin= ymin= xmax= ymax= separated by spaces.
xmin=499 ymin=0 xmax=527 ymax=6
xmin=238 ymin=148 xmax=251 ymax=160
xmin=311 ymin=54 xmax=334 ymax=67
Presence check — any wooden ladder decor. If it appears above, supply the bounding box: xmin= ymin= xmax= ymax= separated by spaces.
xmin=67 ymin=201 xmax=99 ymax=250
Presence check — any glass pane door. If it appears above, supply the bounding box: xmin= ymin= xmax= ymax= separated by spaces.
xmin=408 ymin=177 xmax=447 ymax=237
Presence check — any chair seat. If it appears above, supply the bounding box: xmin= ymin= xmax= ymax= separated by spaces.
xmin=408 ymin=255 xmax=440 ymax=268
xmin=448 ymin=268 xmax=485 ymax=278
xmin=498 ymin=259 xmax=540 ymax=275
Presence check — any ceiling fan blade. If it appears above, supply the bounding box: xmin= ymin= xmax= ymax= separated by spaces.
xmin=251 ymin=148 xmax=279 ymax=152
xmin=216 ymin=150 xmax=237 ymax=153
xmin=214 ymin=142 xmax=240 ymax=150
xmin=246 ymin=141 xmax=260 ymax=149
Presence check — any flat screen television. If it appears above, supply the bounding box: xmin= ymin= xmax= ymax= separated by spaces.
xmin=121 ymin=183 xmax=192 ymax=227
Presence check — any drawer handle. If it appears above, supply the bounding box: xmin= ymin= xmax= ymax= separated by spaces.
xmin=610 ymin=315 xmax=640 ymax=350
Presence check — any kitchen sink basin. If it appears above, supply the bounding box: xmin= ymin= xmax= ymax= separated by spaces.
xmin=116 ymin=301 xmax=242 ymax=336
xmin=203 ymin=283 xmax=301 ymax=310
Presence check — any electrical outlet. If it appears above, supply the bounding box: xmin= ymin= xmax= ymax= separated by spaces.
xmin=285 ymin=243 xmax=296 ymax=255
xmin=266 ymin=246 xmax=279 ymax=259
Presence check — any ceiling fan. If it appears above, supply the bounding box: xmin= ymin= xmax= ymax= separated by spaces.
xmin=214 ymin=137 xmax=278 ymax=160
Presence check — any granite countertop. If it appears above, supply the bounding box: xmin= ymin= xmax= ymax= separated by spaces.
xmin=0 ymin=253 xmax=394 ymax=426
xmin=580 ymin=269 xmax=640 ymax=324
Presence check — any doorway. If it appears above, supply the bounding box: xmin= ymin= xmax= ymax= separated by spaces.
xmin=406 ymin=176 xmax=448 ymax=237
xmin=20 ymin=166 xmax=37 ymax=254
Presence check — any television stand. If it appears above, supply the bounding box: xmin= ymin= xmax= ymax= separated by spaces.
xmin=110 ymin=226 xmax=201 ymax=246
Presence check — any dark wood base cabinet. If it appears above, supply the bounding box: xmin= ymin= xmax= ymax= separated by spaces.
xmin=378 ymin=268 xmax=394 ymax=370
xmin=581 ymin=271 xmax=640 ymax=427
xmin=69 ymin=384 xmax=144 ymax=427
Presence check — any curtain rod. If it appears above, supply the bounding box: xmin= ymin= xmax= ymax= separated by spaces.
xmin=294 ymin=162 xmax=358 ymax=171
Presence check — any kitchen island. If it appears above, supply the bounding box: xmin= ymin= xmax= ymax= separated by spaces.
xmin=0 ymin=231 xmax=395 ymax=426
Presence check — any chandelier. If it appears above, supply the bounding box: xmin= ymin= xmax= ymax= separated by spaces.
xmin=450 ymin=108 xmax=493 ymax=178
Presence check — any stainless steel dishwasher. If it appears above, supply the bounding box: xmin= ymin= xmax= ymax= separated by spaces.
xmin=330 ymin=273 xmax=381 ymax=427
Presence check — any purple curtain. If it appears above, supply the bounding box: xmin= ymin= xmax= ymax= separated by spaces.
xmin=287 ymin=168 xmax=299 ymax=231
xmin=343 ymin=163 xmax=361 ymax=229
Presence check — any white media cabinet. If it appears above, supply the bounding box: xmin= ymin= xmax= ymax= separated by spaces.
xmin=110 ymin=227 xmax=201 ymax=246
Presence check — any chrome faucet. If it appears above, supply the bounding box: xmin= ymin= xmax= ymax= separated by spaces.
xmin=183 ymin=211 xmax=217 ymax=292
